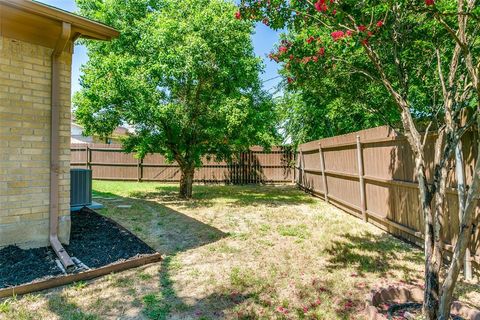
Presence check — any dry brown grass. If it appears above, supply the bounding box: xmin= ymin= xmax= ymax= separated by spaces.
xmin=0 ymin=182 xmax=478 ymax=320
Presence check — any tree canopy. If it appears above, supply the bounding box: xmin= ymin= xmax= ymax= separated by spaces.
xmin=241 ymin=0 xmax=478 ymax=144
xmin=74 ymin=0 xmax=278 ymax=198
xmin=275 ymin=64 xmax=400 ymax=145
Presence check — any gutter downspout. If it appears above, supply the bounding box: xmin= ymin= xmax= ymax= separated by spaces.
xmin=50 ymin=22 xmax=74 ymax=271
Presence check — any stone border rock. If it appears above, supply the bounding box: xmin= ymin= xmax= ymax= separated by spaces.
xmin=365 ymin=286 xmax=480 ymax=320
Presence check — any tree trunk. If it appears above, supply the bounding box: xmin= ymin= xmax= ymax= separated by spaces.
xmin=438 ymin=125 xmax=480 ymax=319
xmin=179 ymin=166 xmax=195 ymax=199
xmin=424 ymin=132 xmax=450 ymax=319
xmin=454 ymin=141 xmax=472 ymax=280
xmin=420 ymin=175 xmax=439 ymax=320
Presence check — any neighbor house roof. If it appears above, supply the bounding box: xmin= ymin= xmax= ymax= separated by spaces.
xmin=0 ymin=0 xmax=119 ymax=49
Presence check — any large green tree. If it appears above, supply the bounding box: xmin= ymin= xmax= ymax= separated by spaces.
xmin=74 ymin=0 xmax=278 ymax=198
xmin=239 ymin=0 xmax=479 ymax=319
xmin=275 ymin=67 xmax=400 ymax=145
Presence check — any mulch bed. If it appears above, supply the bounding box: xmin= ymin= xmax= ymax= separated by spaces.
xmin=0 ymin=209 xmax=156 ymax=289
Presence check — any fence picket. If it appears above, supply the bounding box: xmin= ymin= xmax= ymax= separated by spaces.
xmin=356 ymin=136 xmax=367 ymax=222
xmin=318 ymin=143 xmax=329 ymax=203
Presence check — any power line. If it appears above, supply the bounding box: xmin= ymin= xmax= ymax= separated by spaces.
xmin=261 ymin=75 xmax=282 ymax=83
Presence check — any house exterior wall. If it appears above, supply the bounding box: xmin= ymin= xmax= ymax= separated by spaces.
xmin=0 ymin=36 xmax=71 ymax=248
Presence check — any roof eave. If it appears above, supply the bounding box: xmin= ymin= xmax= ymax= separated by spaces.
xmin=1 ymin=0 xmax=119 ymax=40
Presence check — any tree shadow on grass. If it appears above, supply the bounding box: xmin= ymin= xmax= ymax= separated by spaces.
xmin=125 ymin=184 xmax=315 ymax=209
xmin=91 ymin=194 xmax=228 ymax=255
xmin=47 ymin=294 xmax=98 ymax=320
xmin=143 ymin=255 xmax=254 ymax=320
xmin=47 ymin=188 xmax=235 ymax=319
xmin=92 ymin=188 xmax=266 ymax=318
xmin=100 ymin=194 xmax=255 ymax=318
xmin=453 ymin=280 xmax=480 ymax=307
xmin=89 ymin=185 xmax=402 ymax=319
xmin=324 ymin=231 xmax=424 ymax=280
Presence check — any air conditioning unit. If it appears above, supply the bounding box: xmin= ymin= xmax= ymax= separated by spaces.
xmin=71 ymin=169 xmax=92 ymax=207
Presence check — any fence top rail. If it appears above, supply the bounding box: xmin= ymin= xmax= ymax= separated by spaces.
xmin=299 ymin=135 xmax=407 ymax=153
xmin=298 ymin=125 xmax=396 ymax=150
xmin=71 ymin=144 xmax=291 ymax=153
xmin=297 ymin=125 xmax=451 ymax=152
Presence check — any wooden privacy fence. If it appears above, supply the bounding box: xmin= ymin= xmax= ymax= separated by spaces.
xmin=296 ymin=126 xmax=480 ymax=272
xmin=71 ymin=144 xmax=294 ymax=184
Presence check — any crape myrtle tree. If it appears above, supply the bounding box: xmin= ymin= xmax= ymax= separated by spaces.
xmin=273 ymin=20 xmax=402 ymax=146
xmin=74 ymin=0 xmax=278 ymax=199
xmin=237 ymin=0 xmax=480 ymax=319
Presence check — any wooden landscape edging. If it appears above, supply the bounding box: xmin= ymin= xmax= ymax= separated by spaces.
xmin=0 ymin=252 xmax=162 ymax=299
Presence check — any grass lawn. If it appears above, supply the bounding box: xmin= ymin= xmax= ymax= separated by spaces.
xmin=1 ymin=182 xmax=478 ymax=319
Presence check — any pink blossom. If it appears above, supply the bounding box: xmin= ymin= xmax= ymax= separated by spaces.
xmin=331 ymin=30 xmax=345 ymax=41
xmin=314 ymin=0 xmax=328 ymax=12
xmin=268 ymin=53 xmax=279 ymax=62
xmin=357 ymin=25 xmax=366 ymax=32
xmin=276 ymin=306 xmax=289 ymax=314
xmin=301 ymin=56 xmax=311 ymax=64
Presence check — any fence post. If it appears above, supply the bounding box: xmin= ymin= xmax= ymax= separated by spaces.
xmin=318 ymin=143 xmax=329 ymax=203
xmin=299 ymin=148 xmax=304 ymax=187
xmin=242 ymin=152 xmax=246 ymax=184
xmin=291 ymin=150 xmax=295 ymax=184
xmin=85 ymin=145 xmax=89 ymax=169
xmin=294 ymin=150 xmax=297 ymax=184
xmin=86 ymin=145 xmax=92 ymax=171
xmin=356 ymin=136 xmax=367 ymax=222
xmin=137 ymin=157 xmax=143 ymax=182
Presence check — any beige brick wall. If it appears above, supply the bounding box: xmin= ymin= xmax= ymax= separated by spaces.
xmin=0 ymin=36 xmax=71 ymax=248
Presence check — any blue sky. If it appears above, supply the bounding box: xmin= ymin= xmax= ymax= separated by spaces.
xmin=37 ymin=0 xmax=282 ymax=96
